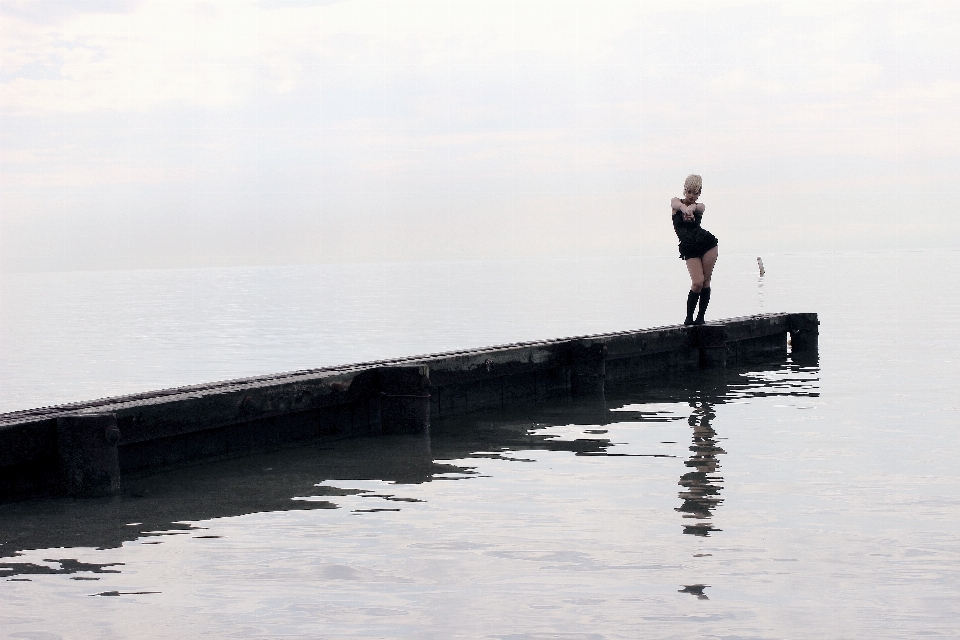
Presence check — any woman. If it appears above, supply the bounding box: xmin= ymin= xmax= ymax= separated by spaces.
xmin=671 ymin=174 xmax=718 ymax=325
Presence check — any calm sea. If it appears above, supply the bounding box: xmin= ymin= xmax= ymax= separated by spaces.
xmin=1 ymin=250 xmax=959 ymax=638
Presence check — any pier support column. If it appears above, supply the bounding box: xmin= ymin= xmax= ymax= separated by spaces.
xmin=570 ymin=340 xmax=607 ymax=398
xmin=56 ymin=413 xmax=121 ymax=498
xmin=696 ymin=325 xmax=728 ymax=369
xmin=789 ymin=313 xmax=819 ymax=354
xmin=378 ymin=365 xmax=431 ymax=435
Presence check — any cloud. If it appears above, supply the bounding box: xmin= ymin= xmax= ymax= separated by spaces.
xmin=1 ymin=0 xmax=643 ymax=115
xmin=2 ymin=1 xmax=960 ymax=272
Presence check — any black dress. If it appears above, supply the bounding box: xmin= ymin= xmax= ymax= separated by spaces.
xmin=672 ymin=204 xmax=718 ymax=260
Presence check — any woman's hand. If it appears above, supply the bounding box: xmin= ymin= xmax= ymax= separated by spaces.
xmin=683 ymin=203 xmax=704 ymax=221
xmin=671 ymin=198 xmax=700 ymax=221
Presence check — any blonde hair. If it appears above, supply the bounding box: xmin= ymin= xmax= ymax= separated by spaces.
xmin=683 ymin=174 xmax=702 ymax=194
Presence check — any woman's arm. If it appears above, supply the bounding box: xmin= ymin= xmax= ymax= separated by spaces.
xmin=671 ymin=198 xmax=703 ymax=220
xmin=671 ymin=197 xmax=692 ymax=215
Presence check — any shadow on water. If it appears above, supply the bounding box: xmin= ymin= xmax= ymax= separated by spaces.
xmin=0 ymin=356 xmax=818 ymax=580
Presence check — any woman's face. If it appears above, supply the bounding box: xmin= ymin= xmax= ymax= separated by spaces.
xmin=684 ymin=187 xmax=700 ymax=203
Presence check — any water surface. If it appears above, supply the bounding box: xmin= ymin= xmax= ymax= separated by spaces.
xmin=2 ymin=250 xmax=959 ymax=638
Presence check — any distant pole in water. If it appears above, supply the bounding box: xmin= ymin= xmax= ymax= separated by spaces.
xmin=756 ymin=257 xmax=765 ymax=309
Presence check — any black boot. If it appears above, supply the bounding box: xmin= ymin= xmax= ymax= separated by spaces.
xmin=684 ymin=290 xmax=700 ymax=325
xmin=694 ymin=287 xmax=711 ymax=324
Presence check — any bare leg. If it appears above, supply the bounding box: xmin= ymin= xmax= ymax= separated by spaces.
xmin=700 ymin=247 xmax=719 ymax=288
xmin=695 ymin=247 xmax=719 ymax=324
xmin=685 ymin=258 xmax=705 ymax=292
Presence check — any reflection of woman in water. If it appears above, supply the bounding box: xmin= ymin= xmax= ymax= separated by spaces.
xmin=676 ymin=400 xmax=725 ymax=536
xmin=671 ymin=174 xmax=719 ymax=325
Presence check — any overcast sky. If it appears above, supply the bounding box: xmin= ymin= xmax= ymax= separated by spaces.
xmin=2 ymin=1 xmax=959 ymax=272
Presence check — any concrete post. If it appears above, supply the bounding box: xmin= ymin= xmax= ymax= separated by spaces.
xmin=378 ymin=365 xmax=431 ymax=435
xmin=570 ymin=340 xmax=607 ymax=397
xmin=56 ymin=413 xmax=121 ymax=498
xmin=789 ymin=313 xmax=819 ymax=353
xmin=696 ymin=325 xmax=728 ymax=369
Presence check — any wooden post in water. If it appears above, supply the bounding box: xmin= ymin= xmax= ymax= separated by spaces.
xmin=378 ymin=365 xmax=431 ymax=435
xmin=570 ymin=340 xmax=607 ymax=398
xmin=56 ymin=413 xmax=121 ymax=497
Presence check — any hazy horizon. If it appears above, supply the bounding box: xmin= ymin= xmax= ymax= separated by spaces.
xmin=3 ymin=1 xmax=959 ymax=273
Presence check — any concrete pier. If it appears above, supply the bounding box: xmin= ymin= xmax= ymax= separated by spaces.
xmin=56 ymin=414 xmax=121 ymax=498
xmin=379 ymin=365 xmax=432 ymax=435
xmin=570 ymin=340 xmax=607 ymax=398
xmin=0 ymin=312 xmax=817 ymax=502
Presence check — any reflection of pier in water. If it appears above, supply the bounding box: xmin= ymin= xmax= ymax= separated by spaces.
xmin=676 ymin=400 xmax=725 ymax=536
xmin=0 ymin=359 xmax=819 ymax=579
xmin=0 ymin=401 xmax=633 ymax=572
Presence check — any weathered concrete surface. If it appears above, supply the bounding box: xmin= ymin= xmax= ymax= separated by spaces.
xmin=56 ymin=414 xmax=121 ymax=498
xmin=0 ymin=313 xmax=817 ymax=502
